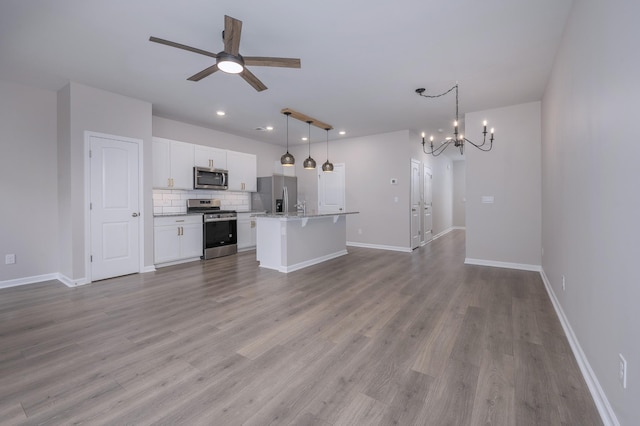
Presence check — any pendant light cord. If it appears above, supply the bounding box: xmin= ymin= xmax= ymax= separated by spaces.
xmin=307 ymin=121 xmax=312 ymax=156
xmin=326 ymin=128 xmax=329 ymax=157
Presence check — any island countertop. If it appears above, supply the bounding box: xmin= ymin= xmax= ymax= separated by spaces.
xmin=256 ymin=211 xmax=359 ymax=219
xmin=255 ymin=212 xmax=358 ymax=273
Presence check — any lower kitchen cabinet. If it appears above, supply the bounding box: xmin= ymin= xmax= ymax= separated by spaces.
xmin=237 ymin=212 xmax=263 ymax=251
xmin=154 ymin=215 xmax=203 ymax=266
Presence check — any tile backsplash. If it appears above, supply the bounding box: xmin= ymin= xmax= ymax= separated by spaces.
xmin=153 ymin=189 xmax=250 ymax=215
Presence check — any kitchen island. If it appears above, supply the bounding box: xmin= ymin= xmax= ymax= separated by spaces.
xmin=256 ymin=212 xmax=358 ymax=273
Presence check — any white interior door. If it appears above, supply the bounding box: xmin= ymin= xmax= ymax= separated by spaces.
xmin=318 ymin=163 xmax=345 ymax=213
xmin=411 ymin=159 xmax=421 ymax=249
xmin=423 ymin=165 xmax=433 ymax=243
xmin=90 ymin=135 xmax=140 ymax=281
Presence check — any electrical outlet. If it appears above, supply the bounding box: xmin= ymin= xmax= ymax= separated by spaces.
xmin=5 ymin=254 xmax=15 ymax=265
xmin=619 ymin=354 xmax=627 ymax=389
xmin=562 ymin=275 xmax=566 ymax=291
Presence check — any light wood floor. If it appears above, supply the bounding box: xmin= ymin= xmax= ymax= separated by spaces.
xmin=0 ymin=230 xmax=601 ymax=425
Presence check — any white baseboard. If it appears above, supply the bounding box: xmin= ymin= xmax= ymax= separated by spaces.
xmin=464 ymin=258 xmax=541 ymax=272
xmin=346 ymin=242 xmax=412 ymax=253
xmin=539 ymin=269 xmax=618 ymax=426
xmin=1 ymin=266 xmax=156 ymax=289
xmin=57 ymin=274 xmax=90 ymax=287
xmin=141 ymin=265 xmax=157 ymax=273
xmin=260 ymin=249 xmax=349 ymax=273
xmin=0 ymin=273 xmax=60 ymax=289
xmin=432 ymin=226 xmax=463 ymax=241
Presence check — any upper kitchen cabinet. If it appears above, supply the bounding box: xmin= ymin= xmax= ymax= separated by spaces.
xmin=227 ymin=151 xmax=257 ymax=192
xmin=152 ymin=137 xmax=194 ymax=189
xmin=194 ymin=145 xmax=227 ymax=170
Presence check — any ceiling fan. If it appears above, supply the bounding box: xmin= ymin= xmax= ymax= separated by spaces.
xmin=149 ymin=15 xmax=301 ymax=92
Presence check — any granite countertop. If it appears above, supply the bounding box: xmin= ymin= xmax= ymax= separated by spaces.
xmin=257 ymin=211 xmax=359 ymax=219
xmin=153 ymin=212 xmax=204 ymax=217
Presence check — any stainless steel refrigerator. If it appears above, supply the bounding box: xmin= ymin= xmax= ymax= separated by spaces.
xmin=252 ymin=175 xmax=298 ymax=213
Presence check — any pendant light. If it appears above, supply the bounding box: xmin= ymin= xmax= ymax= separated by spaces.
xmin=322 ymin=127 xmax=334 ymax=172
xmin=303 ymin=120 xmax=316 ymax=170
xmin=280 ymin=111 xmax=295 ymax=166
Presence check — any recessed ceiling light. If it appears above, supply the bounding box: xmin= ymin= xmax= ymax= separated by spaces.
xmin=266 ymin=126 xmax=273 ymax=131
xmin=302 ymin=137 xmax=308 ymax=141
xmin=339 ymin=131 xmax=346 ymax=135
xmin=216 ymin=111 xmax=226 ymax=116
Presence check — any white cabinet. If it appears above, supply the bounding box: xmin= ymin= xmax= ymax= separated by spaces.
xmin=227 ymin=151 xmax=257 ymax=192
xmin=194 ymin=145 xmax=227 ymax=170
xmin=237 ymin=212 xmax=261 ymax=251
xmin=153 ymin=137 xmax=256 ymax=192
xmin=154 ymin=215 xmax=203 ymax=265
xmin=152 ymin=137 xmax=194 ymax=189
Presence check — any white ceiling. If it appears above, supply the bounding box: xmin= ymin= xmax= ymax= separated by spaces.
xmin=0 ymin=0 xmax=572 ymax=151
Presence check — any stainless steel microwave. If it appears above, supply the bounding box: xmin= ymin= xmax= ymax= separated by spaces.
xmin=194 ymin=167 xmax=228 ymax=190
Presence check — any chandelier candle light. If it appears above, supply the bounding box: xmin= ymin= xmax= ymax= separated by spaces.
xmin=416 ymin=84 xmax=494 ymax=156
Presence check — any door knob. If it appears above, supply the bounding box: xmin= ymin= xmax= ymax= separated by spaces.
xmin=132 ymin=212 xmax=139 ymax=217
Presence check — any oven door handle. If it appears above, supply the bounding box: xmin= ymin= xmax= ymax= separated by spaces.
xmin=205 ymin=217 xmax=237 ymax=223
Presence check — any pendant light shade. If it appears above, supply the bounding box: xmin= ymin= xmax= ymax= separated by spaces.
xmin=303 ymin=121 xmax=316 ymax=170
xmin=280 ymin=112 xmax=295 ymax=166
xmin=322 ymin=127 xmax=334 ymax=172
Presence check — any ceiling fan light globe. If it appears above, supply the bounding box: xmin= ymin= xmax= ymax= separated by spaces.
xmin=303 ymin=157 xmax=316 ymax=169
xmin=216 ymin=52 xmax=244 ymax=74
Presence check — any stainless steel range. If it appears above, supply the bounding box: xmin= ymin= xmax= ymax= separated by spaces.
xmin=187 ymin=199 xmax=237 ymax=260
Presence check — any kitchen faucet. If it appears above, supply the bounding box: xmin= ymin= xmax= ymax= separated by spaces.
xmin=294 ymin=200 xmax=306 ymax=215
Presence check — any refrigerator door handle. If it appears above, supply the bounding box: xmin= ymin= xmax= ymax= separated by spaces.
xmin=283 ymin=186 xmax=289 ymax=214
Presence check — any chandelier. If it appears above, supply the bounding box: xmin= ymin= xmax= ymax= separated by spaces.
xmin=416 ymin=84 xmax=494 ymax=156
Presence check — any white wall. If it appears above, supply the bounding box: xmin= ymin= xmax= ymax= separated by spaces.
xmin=0 ymin=80 xmax=58 ymax=283
xmin=452 ymin=160 xmax=466 ymax=227
xmin=295 ymin=130 xmax=454 ymax=250
xmin=2 ymin=80 xmax=456 ymax=282
xmin=430 ymin=155 xmax=454 ymax=236
xmin=59 ymin=82 xmax=153 ymax=281
xmin=541 ymin=0 xmax=640 ymax=423
xmin=465 ymin=101 xmax=542 ymax=268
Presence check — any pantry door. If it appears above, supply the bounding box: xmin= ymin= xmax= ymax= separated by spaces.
xmin=89 ymin=133 xmax=142 ymax=281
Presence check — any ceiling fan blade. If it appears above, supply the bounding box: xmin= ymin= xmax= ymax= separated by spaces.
xmin=223 ymin=15 xmax=242 ymax=56
xmin=243 ymin=57 xmax=301 ymax=68
xmin=188 ymin=64 xmax=219 ymax=81
xmin=240 ymin=68 xmax=267 ymax=92
xmin=149 ymin=36 xmax=217 ymax=58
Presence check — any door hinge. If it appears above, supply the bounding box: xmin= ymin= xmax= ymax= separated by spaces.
xmin=89 ymin=150 xmax=92 ymax=158
xmin=90 ymin=255 xmax=93 ymax=262
xmin=90 ymin=202 xmax=92 ymax=210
